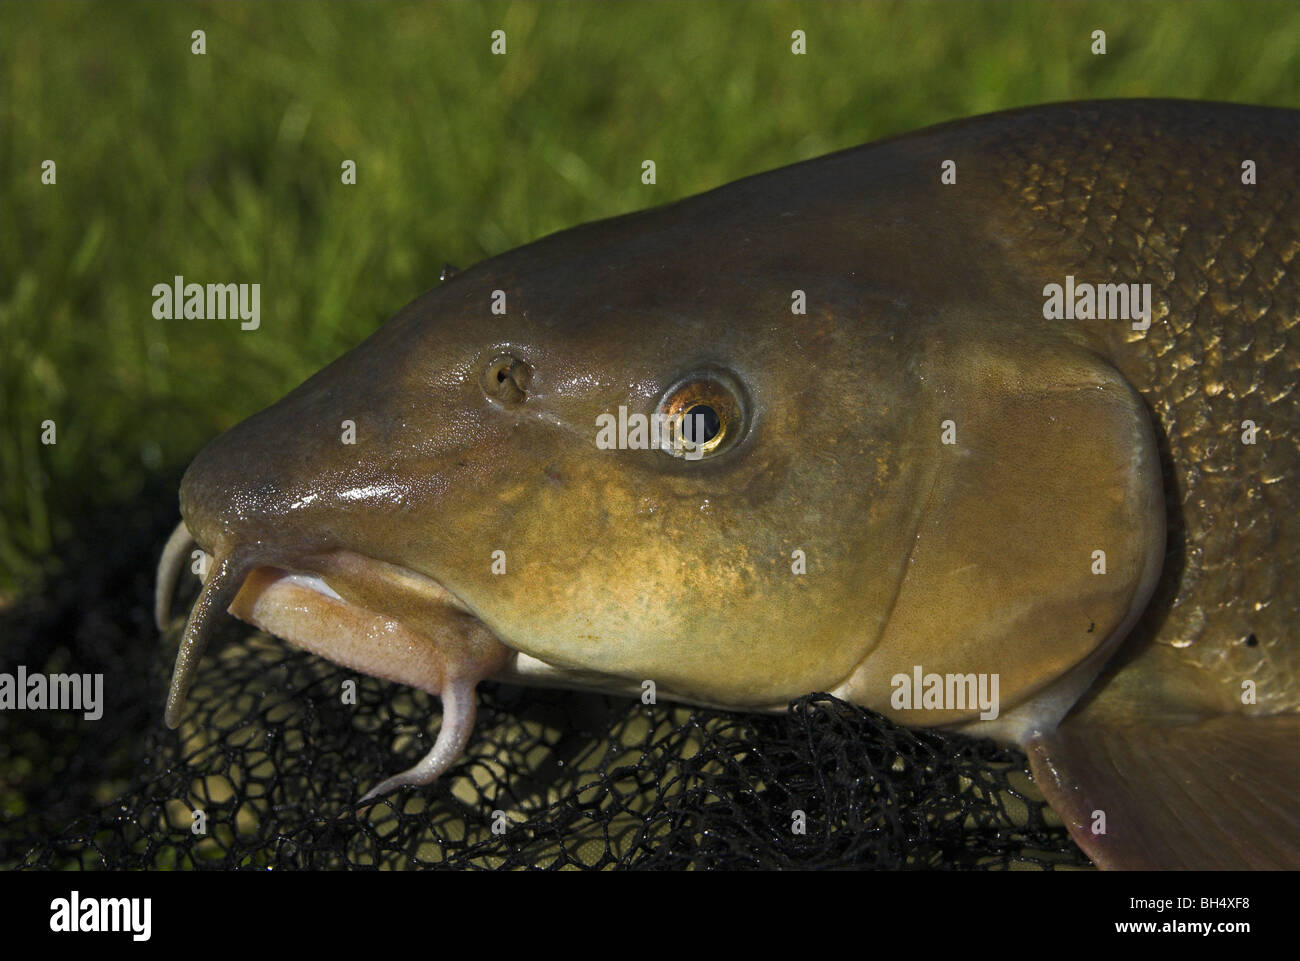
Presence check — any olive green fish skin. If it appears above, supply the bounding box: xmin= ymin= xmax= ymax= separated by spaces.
xmin=176 ymin=101 xmax=1298 ymax=724
xmin=169 ymin=104 xmax=1299 ymax=843
xmin=965 ymin=101 xmax=1300 ymax=721
xmin=155 ymin=99 xmax=1300 ymax=867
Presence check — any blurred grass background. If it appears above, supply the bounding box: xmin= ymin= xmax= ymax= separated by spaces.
xmin=2 ymin=0 xmax=1299 ymax=596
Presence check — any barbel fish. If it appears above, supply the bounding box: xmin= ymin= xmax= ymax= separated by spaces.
xmin=156 ymin=100 xmax=1299 ymax=869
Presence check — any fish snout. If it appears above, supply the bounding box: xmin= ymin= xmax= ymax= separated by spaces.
xmin=178 ymin=402 xmax=344 ymax=556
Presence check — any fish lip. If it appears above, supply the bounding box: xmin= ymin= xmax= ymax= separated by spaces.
xmin=158 ymin=532 xmax=498 ymax=726
xmin=249 ymin=564 xmax=472 ymax=619
xmin=154 ymin=525 xmax=471 ymax=621
xmin=230 ymin=556 xmax=651 ymax=702
xmin=269 ymin=551 xmax=478 ymax=618
xmin=230 ymin=546 xmax=483 ymax=626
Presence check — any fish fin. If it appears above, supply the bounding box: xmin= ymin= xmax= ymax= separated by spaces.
xmin=1025 ymin=712 xmax=1300 ymax=869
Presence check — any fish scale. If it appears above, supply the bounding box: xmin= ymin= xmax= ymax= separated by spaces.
xmin=981 ymin=101 xmax=1299 ymax=719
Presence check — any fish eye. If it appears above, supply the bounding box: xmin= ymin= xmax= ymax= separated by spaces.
xmin=655 ymin=370 xmax=747 ymax=459
xmin=482 ymin=354 xmax=532 ymax=406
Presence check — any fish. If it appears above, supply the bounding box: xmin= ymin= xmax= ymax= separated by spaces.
xmin=155 ymin=99 xmax=1300 ymax=870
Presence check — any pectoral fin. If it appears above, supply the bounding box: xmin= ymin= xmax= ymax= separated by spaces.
xmin=1026 ymin=712 xmax=1300 ymax=869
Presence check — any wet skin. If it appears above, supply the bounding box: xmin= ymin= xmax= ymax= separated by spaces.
xmin=158 ymin=100 xmax=1300 ymax=867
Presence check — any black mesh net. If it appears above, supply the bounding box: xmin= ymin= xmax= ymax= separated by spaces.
xmin=1 ymin=480 xmax=1091 ymax=870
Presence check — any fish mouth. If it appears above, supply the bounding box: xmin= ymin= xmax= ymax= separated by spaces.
xmin=155 ymin=517 xmax=760 ymax=800
xmin=156 ymin=521 xmax=514 ymax=802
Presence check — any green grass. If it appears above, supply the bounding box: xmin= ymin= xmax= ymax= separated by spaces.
xmin=3 ymin=0 xmax=1299 ymax=593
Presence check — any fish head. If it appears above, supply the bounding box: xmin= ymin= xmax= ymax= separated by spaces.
xmin=172 ymin=202 xmax=944 ymax=717
xmin=168 ymin=147 xmax=1164 ymax=771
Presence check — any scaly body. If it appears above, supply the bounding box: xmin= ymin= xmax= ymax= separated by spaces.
xmin=157 ymin=101 xmax=1299 ymax=868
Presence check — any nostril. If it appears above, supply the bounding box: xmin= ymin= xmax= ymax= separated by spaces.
xmin=482 ymin=354 xmax=531 ymax=406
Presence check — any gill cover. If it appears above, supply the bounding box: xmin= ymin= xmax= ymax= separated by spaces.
xmin=833 ymin=335 xmax=1166 ymax=736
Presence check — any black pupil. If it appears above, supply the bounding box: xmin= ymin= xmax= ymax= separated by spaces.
xmin=683 ymin=405 xmax=721 ymax=445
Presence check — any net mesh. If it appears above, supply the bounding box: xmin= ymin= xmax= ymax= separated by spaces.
xmin=1 ymin=482 xmax=1091 ymax=870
